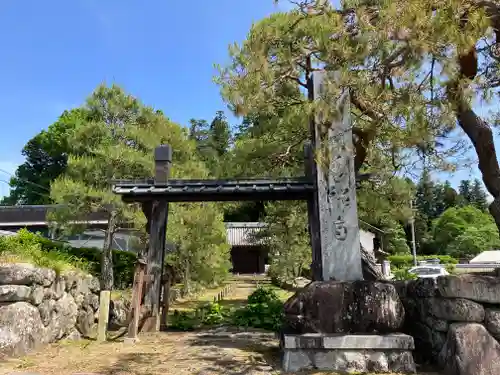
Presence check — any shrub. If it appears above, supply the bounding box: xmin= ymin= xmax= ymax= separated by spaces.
xmin=392 ymin=267 xmax=418 ymax=281
xmin=231 ymin=287 xmax=284 ymax=332
xmin=445 ymin=264 xmax=456 ymax=274
xmin=247 ymin=286 xmax=279 ymax=304
xmin=169 ymin=302 xmax=227 ymax=331
xmin=36 ymin=235 xmax=137 ymax=289
xmin=196 ymin=302 xmax=227 ymax=326
xmin=170 ymin=310 xmax=201 ymax=331
xmin=168 ymin=287 xmax=285 ymax=332
xmin=388 ymin=255 xmax=458 ymax=268
xmin=0 ymin=229 xmax=137 ymax=287
xmin=0 ymin=229 xmax=91 ymax=275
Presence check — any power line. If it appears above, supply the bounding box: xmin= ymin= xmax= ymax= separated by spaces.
xmin=0 ymin=168 xmax=50 ymax=192
xmin=0 ymin=179 xmax=53 ymax=203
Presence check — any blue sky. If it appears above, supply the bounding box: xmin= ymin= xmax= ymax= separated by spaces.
xmin=0 ymin=0 xmax=496 ymax=197
xmin=0 ymin=0 xmax=292 ymax=196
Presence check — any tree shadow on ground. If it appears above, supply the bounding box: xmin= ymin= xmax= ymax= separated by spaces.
xmin=93 ymin=334 xmax=280 ymax=375
xmin=188 ymin=329 xmax=281 ymax=374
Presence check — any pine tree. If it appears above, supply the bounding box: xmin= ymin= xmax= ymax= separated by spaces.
xmin=215 ymin=0 xmax=500 ymax=231
xmin=209 ymin=111 xmax=231 ymax=157
xmin=50 ymin=84 xmax=230 ymax=289
xmin=433 ymin=184 xmax=446 ymax=218
xmin=442 ymin=180 xmax=459 ymax=210
xmin=416 ymin=170 xmax=436 ymax=222
xmin=458 ymin=180 xmax=472 ymax=204
xmin=471 ymin=179 xmax=488 ymax=211
xmin=188 ymin=119 xmax=211 ymax=156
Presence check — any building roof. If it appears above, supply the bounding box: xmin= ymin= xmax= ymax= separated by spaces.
xmin=224 ymin=222 xmax=376 ymax=249
xmin=470 ymin=250 xmax=500 ymax=264
xmin=0 ymin=205 xmax=108 ymax=227
xmin=225 ymin=222 xmax=267 ymax=246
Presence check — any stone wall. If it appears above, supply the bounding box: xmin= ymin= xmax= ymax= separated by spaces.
xmin=0 ymin=263 xmax=101 ymax=357
xmin=395 ymin=275 xmax=500 ymax=375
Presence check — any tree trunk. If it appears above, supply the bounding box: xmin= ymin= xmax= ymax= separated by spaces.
xmin=182 ymin=259 xmax=190 ymax=296
xmin=454 ymin=104 xmax=500 ymax=230
xmin=101 ymin=210 xmax=118 ymax=291
xmin=449 ymin=3 xmax=500 ymax=230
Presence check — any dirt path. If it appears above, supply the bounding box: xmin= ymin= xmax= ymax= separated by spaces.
xmin=0 ymin=329 xmax=441 ymax=375
xmin=171 ymin=274 xmax=269 ymax=312
xmin=0 ymin=276 xmax=440 ymax=375
xmin=0 ymin=329 xmax=280 ymax=375
xmin=0 ymin=275 xmax=274 ymax=375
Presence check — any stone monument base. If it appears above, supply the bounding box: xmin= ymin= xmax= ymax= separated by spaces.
xmin=282 ymin=333 xmax=416 ymax=373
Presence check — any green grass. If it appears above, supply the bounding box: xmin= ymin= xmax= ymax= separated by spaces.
xmin=0 ymin=229 xmax=91 ymax=275
xmin=268 ymin=285 xmax=294 ymax=301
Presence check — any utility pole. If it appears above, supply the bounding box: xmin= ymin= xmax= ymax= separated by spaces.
xmin=410 ymin=199 xmax=418 ymax=266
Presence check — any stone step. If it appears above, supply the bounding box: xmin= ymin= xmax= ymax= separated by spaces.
xmin=282 ymin=333 xmax=416 ymax=374
xmin=283 ymin=333 xmax=415 ymax=350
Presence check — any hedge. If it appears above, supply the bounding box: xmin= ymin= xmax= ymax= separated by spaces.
xmin=388 ymin=254 xmax=458 ymax=268
xmin=36 ymin=236 xmax=137 ymax=289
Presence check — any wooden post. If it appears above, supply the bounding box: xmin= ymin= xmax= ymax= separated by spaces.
xmin=142 ymin=145 xmax=171 ymax=332
xmin=97 ymin=210 xmax=118 ymax=342
xmin=125 ymin=258 xmax=147 ymax=343
xmin=160 ymin=268 xmax=172 ymax=331
xmin=97 ymin=290 xmax=111 ymax=342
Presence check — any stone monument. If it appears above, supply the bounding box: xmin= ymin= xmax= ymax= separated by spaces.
xmin=281 ymin=71 xmax=416 ymax=373
xmin=312 ymin=72 xmax=364 ymax=282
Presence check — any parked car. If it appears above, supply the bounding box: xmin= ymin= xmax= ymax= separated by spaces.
xmin=408 ymin=265 xmax=449 ymax=279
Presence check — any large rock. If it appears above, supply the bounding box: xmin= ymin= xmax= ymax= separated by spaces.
xmin=49 ymin=277 xmax=66 ymax=299
xmin=284 ymin=280 xmax=405 ymax=334
xmin=0 ymin=302 xmax=47 ymax=356
xmin=46 ymin=292 xmax=78 ymax=341
xmin=438 ymin=323 xmax=500 ymax=375
xmin=412 ymin=322 xmax=446 ymax=357
xmin=422 ymin=314 xmax=448 ymax=333
xmin=38 ymin=299 xmax=55 ymax=326
xmin=485 ymin=309 xmax=500 ymax=340
xmin=407 ymin=278 xmax=438 ymax=298
xmin=87 ymin=275 xmax=100 ymax=293
xmin=109 ymin=299 xmax=130 ymax=330
xmin=426 ymin=298 xmax=484 ymax=322
xmin=437 ymin=275 xmax=500 ymax=304
xmin=30 ymin=285 xmax=45 ymax=305
xmin=0 ymin=263 xmax=55 ymax=286
xmin=0 ymin=285 xmax=31 ymax=302
xmin=76 ymin=309 xmax=96 ymax=338
xmin=82 ymin=293 xmax=99 ymax=312
xmin=69 ymin=274 xmax=90 ymax=298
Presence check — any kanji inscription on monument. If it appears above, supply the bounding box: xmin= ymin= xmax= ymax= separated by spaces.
xmin=313 ymin=71 xmax=364 ymax=281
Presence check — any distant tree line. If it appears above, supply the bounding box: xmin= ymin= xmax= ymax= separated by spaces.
xmin=411 ymin=171 xmax=496 ymax=259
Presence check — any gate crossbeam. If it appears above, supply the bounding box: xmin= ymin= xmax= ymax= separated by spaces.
xmin=112 ymin=177 xmax=315 ymax=202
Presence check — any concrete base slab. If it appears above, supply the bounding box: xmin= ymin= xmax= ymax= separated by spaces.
xmin=282 ymin=333 xmax=416 ymax=373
